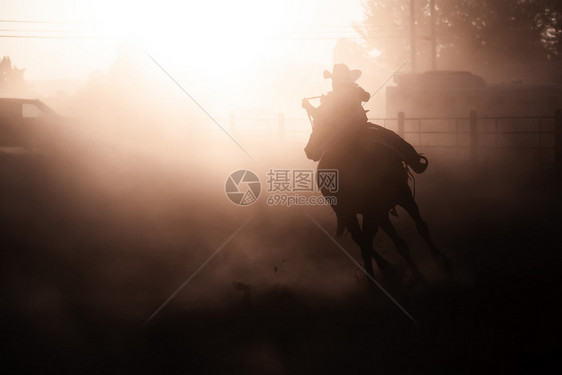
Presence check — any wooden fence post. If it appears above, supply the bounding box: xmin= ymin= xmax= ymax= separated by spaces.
xmin=398 ymin=112 xmax=405 ymax=138
xmin=470 ymin=110 xmax=478 ymax=162
xmin=554 ymin=108 xmax=562 ymax=172
xmin=278 ymin=112 xmax=285 ymax=142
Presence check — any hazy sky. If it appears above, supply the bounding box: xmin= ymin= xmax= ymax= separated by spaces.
xmin=1 ymin=0 xmax=364 ymax=81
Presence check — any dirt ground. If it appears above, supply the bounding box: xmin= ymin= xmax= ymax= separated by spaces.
xmin=1 ymin=142 xmax=560 ymax=374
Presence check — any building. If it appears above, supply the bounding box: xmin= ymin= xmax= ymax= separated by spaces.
xmin=386 ymin=70 xmax=562 ymax=117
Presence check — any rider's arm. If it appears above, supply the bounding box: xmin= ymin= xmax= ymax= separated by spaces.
xmin=302 ymin=98 xmax=318 ymax=117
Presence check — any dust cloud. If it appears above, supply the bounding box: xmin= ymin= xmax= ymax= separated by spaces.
xmin=2 ymin=39 xmax=560 ymax=375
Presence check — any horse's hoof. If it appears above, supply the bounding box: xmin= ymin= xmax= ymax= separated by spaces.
xmin=435 ymin=253 xmax=451 ymax=273
xmin=376 ymin=258 xmax=391 ymax=272
xmin=413 ymin=271 xmax=428 ymax=286
xmin=405 ymin=277 xmax=418 ymax=290
xmin=381 ymin=266 xmax=402 ymax=288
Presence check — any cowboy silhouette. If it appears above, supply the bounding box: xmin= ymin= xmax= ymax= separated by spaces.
xmin=302 ymin=63 xmax=428 ymax=173
xmin=302 ymin=64 xmax=370 ymax=137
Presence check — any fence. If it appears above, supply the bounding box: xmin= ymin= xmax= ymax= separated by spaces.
xmin=227 ymin=109 xmax=562 ymax=168
xmin=372 ymin=110 xmax=559 ymax=165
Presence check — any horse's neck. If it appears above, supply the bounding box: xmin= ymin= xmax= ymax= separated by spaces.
xmin=320 ymin=133 xmax=363 ymax=168
xmin=328 ymin=125 xmax=366 ymax=153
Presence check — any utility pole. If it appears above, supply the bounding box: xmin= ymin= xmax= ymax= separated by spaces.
xmin=410 ymin=0 xmax=417 ymax=72
xmin=430 ymin=0 xmax=437 ymax=70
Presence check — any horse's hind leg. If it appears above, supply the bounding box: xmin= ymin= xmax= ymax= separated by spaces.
xmin=399 ymin=195 xmax=450 ymax=270
xmin=361 ymin=214 xmax=390 ymax=272
xmin=345 ymin=214 xmax=388 ymax=276
xmin=380 ymin=215 xmax=423 ymax=280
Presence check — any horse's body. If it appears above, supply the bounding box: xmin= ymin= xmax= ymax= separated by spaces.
xmin=305 ymin=122 xmax=446 ymax=278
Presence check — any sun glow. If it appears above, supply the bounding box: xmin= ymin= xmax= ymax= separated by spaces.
xmin=84 ymin=0 xmax=293 ymax=114
xmin=101 ymin=1 xmax=284 ymax=71
xmin=3 ymin=0 xmax=363 ymax=116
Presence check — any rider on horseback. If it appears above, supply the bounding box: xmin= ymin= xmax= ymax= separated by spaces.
xmin=302 ymin=64 xmax=428 ymax=173
xmin=302 ymin=64 xmax=370 ymax=138
xmin=302 ymin=65 xmax=447 ymax=277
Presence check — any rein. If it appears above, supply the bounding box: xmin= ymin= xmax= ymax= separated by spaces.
xmin=307 ymin=113 xmax=314 ymax=130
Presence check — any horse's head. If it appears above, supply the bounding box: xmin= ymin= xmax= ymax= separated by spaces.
xmin=304 ymin=126 xmax=321 ymax=161
xmin=304 ymin=117 xmax=339 ymax=162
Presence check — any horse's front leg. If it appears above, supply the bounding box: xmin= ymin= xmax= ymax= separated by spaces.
xmin=362 ymin=214 xmax=390 ymax=272
xmin=340 ymin=212 xmax=391 ymax=277
xmin=344 ymin=214 xmax=375 ymax=276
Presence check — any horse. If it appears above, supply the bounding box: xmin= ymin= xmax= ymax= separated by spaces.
xmin=305 ymin=118 xmax=447 ymax=279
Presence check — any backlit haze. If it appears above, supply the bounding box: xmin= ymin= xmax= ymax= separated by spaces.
xmin=3 ymin=2 xmax=561 ymax=372
xmin=2 ymin=0 xmax=366 ymax=117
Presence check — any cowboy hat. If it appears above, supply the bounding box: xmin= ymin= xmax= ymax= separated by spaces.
xmin=323 ymin=64 xmax=362 ymax=83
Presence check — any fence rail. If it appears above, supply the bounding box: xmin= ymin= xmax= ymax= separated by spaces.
xmin=227 ymin=109 xmax=562 ymax=168
xmin=385 ymin=111 xmax=557 ymax=164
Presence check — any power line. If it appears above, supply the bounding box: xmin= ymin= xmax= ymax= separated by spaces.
xmin=0 ymin=19 xmax=102 ymax=25
xmin=0 ymin=34 xmax=116 ymax=40
xmin=0 ymin=19 xmax=357 ymax=29
xmin=0 ymin=28 xmax=99 ymax=33
xmin=0 ymin=33 xmax=404 ymax=41
xmin=0 ymin=19 xmax=404 ymax=30
xmin=0 ymin=18 xmax=407 ymax=41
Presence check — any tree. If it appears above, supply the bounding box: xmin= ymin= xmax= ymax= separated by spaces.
xmin=356 ymin=0 xmax=432 ymax=69
xmin=438 ymin=0 xmax=562 ymax=64
xmin=357 ymin=0 xmax=562 ymax=70
xmin=0 ymin=56 xmax=28 ymax=94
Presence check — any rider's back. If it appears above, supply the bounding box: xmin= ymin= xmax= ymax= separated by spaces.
xmin=316 ymin=84 xmax=370 ymax=132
